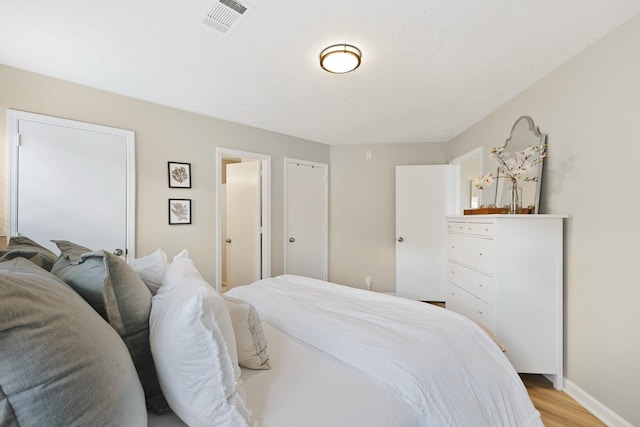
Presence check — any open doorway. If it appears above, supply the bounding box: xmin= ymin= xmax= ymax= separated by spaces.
xmin=215 ymin=148 xmax=271 ymax=293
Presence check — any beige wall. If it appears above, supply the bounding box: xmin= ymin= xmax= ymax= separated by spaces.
xmin=0 ymin=64 xmax=329 ymax=283
xmin=329 ymin=143 xmax=448 ymax=292
xmin=447 ymin=15 xmax=640 ymax=425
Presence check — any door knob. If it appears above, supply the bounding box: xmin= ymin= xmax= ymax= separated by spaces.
xmin=225 ymin=238 xmax=232 ymax=243
xmin=113 ymin=248 xmax=124 ymax=256
xmin=289 ymin=237 xmax=295 ymax=243
xmin=397 ymin=237 xmax=404 ymax=242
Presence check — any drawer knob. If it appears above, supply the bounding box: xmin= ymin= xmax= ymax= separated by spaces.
xmin=478 ymin=283 xmax=483 ymax=287
xmin=478 ymin=252 xmax=483 ymax=256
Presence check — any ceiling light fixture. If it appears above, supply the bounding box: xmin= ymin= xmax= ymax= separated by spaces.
xmin=319 ymin=44 xmax=362 ymax=74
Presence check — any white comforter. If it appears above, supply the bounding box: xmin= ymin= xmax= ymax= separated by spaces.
xmin=226 ymin=275 xmax=543 ymax=427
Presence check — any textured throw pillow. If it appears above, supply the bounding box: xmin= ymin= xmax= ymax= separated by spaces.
xmin=0 ymin=235 xmax=58 ymax=271
xmin=128 ymin=249 xmax=169 ymax=295
xmin=50 ymin=240 xmax=168 ymax=413
xmin=150 ymin=253 xmax=252 ymax=427
xmin=223 ymin=295 xmax=271 ymax=370
xmin=0 ymin=257 xmax=147 ymax=426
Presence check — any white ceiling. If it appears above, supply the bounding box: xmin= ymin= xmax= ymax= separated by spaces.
xmin=1 ymin=1 xmax=639 ymax=145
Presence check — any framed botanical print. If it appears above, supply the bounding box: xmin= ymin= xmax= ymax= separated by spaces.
xmin=168 ymin=162 xmax=191 ymax=188
xmin=169 ymin=199 xmax=192 ymax=225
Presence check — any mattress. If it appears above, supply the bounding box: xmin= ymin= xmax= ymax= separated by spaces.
xmin=147 ymin=322 xmax=421 ymax=427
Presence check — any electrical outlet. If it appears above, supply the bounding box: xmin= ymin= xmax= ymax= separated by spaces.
xmin=365 ymin=275 xmax=372 ymax=290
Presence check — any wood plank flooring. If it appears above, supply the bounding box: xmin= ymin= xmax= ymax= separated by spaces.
xmin=521 ymin=374 xmax=605 ymax=427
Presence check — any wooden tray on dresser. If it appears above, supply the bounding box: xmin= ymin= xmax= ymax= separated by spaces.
xmin=464 ymin=207 xmax=534 ymax=215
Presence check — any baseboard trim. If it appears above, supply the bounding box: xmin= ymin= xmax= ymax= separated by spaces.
xmin=563 ymin=378 xmax=632 ymax=427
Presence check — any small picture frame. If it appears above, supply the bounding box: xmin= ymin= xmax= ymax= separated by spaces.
xmin=169 ymin=199 xmax=192 ymax=225
xmin=168 ymin=162 xmax=191 ymax=188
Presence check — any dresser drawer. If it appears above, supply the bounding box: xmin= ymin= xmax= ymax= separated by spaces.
xmin=465 ymin=222 xmax=495 ymax=238
xmin=447 ymin=262 xmax=496 ymax=306
xmin=445 ymin=282 xmax=470 ymax=316
xmin=471 ymin=298 xmax=496 ymax=333
xmin=447 ymin=234 xmax=496 ymax=274
xmin=446 ymin=283 xmax=496 ymax=333
xmin=447 ymin=221 xmax=466 ymax=234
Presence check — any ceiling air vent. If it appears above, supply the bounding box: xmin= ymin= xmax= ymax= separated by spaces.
xmin=203 ymin=0 xmax=254 ymax=35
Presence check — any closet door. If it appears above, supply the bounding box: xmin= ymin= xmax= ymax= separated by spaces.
xmin=395 ymin=165 xmax=454 ymax=301
xmin=8 ymin=110 xmax=135 ymax=258
xmin=284 ymin=158 xmax=328 ymax=280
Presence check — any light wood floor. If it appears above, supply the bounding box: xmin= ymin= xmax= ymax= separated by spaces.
xmin=521 ymin=374 xmax=605 ymax=426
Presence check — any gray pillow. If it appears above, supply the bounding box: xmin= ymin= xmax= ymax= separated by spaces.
xmin=50 ymin=240 xmax=168 ymax=413
xmin=0 ymin=257 xmax=147 ymax=426
xmin=0 ymin=235 xmax=58 ymax=271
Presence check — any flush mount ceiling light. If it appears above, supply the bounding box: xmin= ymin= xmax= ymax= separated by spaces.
xmin=320 ymin=44 xmax=362 ymax=74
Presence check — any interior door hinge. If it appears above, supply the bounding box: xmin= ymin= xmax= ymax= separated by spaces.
xmin=16 ymin=133 xmax=21 ymax=147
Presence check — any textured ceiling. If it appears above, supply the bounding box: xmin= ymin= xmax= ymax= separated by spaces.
xmin=1 ymin=0 xmax=639 ymax=145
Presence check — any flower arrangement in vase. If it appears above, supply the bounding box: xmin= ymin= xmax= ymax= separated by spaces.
xmin=474 ymin=144 xmax=547 ymax=214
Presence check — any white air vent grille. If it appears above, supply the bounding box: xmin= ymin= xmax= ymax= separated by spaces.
xmin=204 ymin=0 xmax=254 ymax=35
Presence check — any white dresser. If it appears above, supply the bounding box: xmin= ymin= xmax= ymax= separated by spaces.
xmin=446 ymin=215 xmax=566 ymax=389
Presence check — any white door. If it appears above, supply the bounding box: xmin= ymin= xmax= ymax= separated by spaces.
xmin=225 ymin=161 xmax=261 ymax=288
xmin=395 ymin=165 xmax=454 ymax=301
xmin=284 ymin=159 xmax=328 ymax=280
xmin=8 ymin=110 xmax=135 ymax=258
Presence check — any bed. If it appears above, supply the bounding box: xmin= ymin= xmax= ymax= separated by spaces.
xmin=149 ymin=274 xmax=542 ymax=427
xmin=0 ymin=237 xmax=542 ymax=427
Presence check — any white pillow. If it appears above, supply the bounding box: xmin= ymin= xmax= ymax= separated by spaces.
xmin=128 ymin=249 xmax=168 ymax=294
xmin=223 ymin=295 xmax=271 ymax=370
xmin=149 ymin=254 xmax=252 ymax=427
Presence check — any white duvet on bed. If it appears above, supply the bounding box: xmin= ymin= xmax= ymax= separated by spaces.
xmin=226 ymin=275 xmax=543 ymax=427
xmin=148 ymin=322 xmax=421 ymax=427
